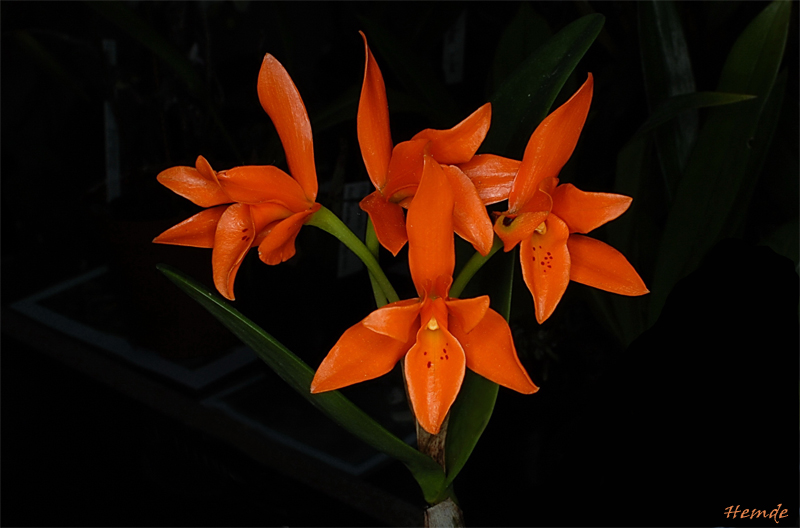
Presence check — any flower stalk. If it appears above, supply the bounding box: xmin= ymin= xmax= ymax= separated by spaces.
xmin=306 ymin=205 xmax=399 ymax=304
xmin=365 ymin=218 xmax=389 ymax=308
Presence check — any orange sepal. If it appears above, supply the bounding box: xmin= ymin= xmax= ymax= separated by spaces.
xmin=257 ymin=54 xmax=317 ymax=201
xmin=445 ymin=296 xmax=490 ymax=334
xmin=457 ymin=154 xmax=520 ymax=205
xmin=257 ymin=203 xmax=320 ymax=265
xmin=156 ymin=164 xmax=229 ymax=208
xmin=362 ymin=298 xmax=423 ymax=342
xmin=404 ymin=310 xmax=466 ymax=434
xmin=310 ymin=321 xmax=412 ymax=393
xmin=519 ymin=213 xmax=571 ymax=324
xmin=407 ymin=156 xmax=454 ymax=297
xmin=412 ymin=103 xmax=491 ymax=165
xmin=567 ymin=234 xmax=649 ymax=296
xmin=509 ymin=73 xmax=593 ymax=213
xmin=359 ymin=191 xmax=408 ymax=256
xmin=442 ymin=165 xmax=494 ymax=256
xmin=153 ymin=205 xmax=228 ymax=248
xmin=212 ymin=203 xmax=255 ymax=301
xmin=216 ymin=165 xmax=312 ymax=211
xmin=452 ymin=307 xmax=538 ymax=394
xmin=551 ymin=183 xmax=632 ymax=234
xmin=357 ymin=31 xmax=393 ymax=191
xmin=383 ymin=139 xmax=427 ymax=202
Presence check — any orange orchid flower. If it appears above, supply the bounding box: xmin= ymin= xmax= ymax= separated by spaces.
xmin=153 ymin=54 xmax=321 ymax=301
xmin=311 ymin=153 xmax=538 ymax=435
xmin=357 ymin=31 xmax=519 ymax=258
xmin=493 ymin=73 xmax=648 ymax=324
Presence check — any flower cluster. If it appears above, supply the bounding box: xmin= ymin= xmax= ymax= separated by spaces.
xmin=154 ymin=32 xmax=647 ymax=434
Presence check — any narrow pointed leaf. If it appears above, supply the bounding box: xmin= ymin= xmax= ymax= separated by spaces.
xmin=483 ymin=13 xmax=604 ymax=157
xmin=490 ymin=3 xmax=552 ymax=95
xmin=650 ymin=0 xmax=790 ymax=322
xmin=156 ymin=264 xmax=446 ymax=501
xmin=443 ymin=246 xmax=517 ymax=487
xmin=633 ymin=92 xmax=757 ymax=140
xmin=638 ymin=0 xmax=697 ymax=198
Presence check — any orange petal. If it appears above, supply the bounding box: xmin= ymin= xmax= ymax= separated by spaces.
xmin=457 ymin=154 xmax=520 ymax=205
xmin=256 ymin=203 xmax=320 ymax=265
xmin=407 ymin=156 xmax=455 ymax=297
xmin=519 ymin=213 xmax=571 ymax=324
xmin=509 ymin=73 xmax=593 ymax=213
xmin=257 ymin=54 xmax=317 ymax=201
xmin=212 ymin=203 xmax=255 ymax=301
xmin=494 ymin=209 xmax=550 ymax=252
xmin=404 ymin=315 xmax=466 ymax=434
xmin=452 ymin=307 xmax=538 ymax=394
xmin=216 ymin=165 xmax=312 ymax=210
xmin=359 ymin=191 xmax=408 ymax=256
xmin=551 ymin=183 xmax=632 ymax=234
xmin=411 ymin=103 xmax=491 ymax=165
xmin=250 ymin=202 xmax=294 ymax=246
xmin=362 ymin=298 xmax=423 ymax=342
xmin=383 ymin=138 xmax=427 ymax=201
xmin=153 ymin=206 xmax=228 ymax=248
xmin=311 ymin=321 xmax=412 ymax=393
xmin=445 ymin=295 xmax=490 ymax=334
xmin=357 ymin=31 xmax=393 ymax=191
xmin=442 ymin=165 xmax=494 ymax=256
xmin=156 ymin=165 xmax=229 ymax=208
xmin=567 ymin=234 xmax=649 ymax=296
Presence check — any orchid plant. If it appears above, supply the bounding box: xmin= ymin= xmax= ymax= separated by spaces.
xmin=154 ymin=19 xmax=658 ymax=527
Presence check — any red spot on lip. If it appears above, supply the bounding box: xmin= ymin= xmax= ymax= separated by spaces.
xmin=242 ymin=228 xmax=249 ymax=232
xmin=427 ymin=361 xmax=432 ymax=368
xmin=241 ymin=236 xmax=248 ymax=241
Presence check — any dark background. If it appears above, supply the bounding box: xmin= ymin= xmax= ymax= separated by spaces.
xmin=2 ymin=2 xmax=798 ymax=526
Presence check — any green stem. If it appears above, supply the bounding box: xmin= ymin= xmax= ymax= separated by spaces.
xmin=365 ymin=218 xmax=389 ymax=308
xmin=450 ymin=237 xmax=504 ymax=299
xmin=307 ymin=206 xmax=399 ymax=304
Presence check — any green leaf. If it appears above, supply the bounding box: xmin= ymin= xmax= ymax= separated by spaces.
xmin=490 ymin=3 xmax=552 ymax=96
xmin=444 ymin=247 xmax=516 ymax=487
xmin=727 ymin=68 xmax=788 ymax=238
xmin=650 ymin=0 xmax=791 ymax=322
xmin=606 ymin=134 xmax=659 ymax=346
xmin=600 ymin=90 xmax=754 ymax=346
xmin=633 ymin=92 xmax=757 ymax=140
xmin=483 ymin=13 xmax=604 ymax=158
xmin=156 ymin=264 xmax=446 ymax=502
xmin=638 ymin=0 xmax=697 ymax=199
